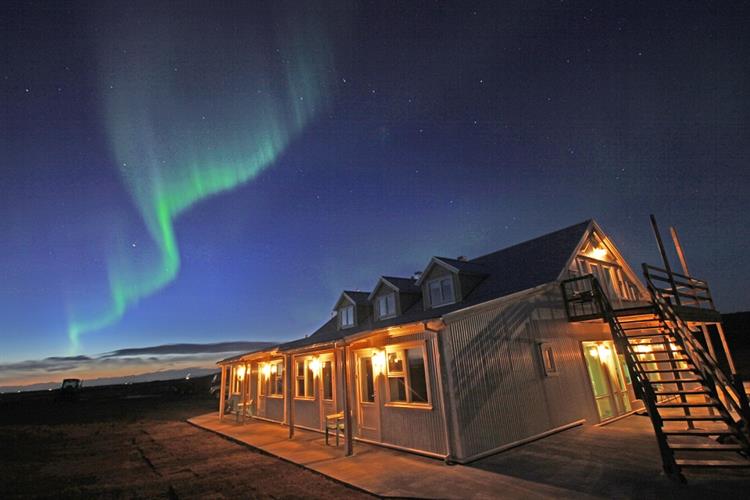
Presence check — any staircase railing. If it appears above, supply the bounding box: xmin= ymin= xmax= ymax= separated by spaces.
xmin=562 ymin=273 xmax=678 ymax=473
xmin=643 ymin=265 xmax=750 ymax=434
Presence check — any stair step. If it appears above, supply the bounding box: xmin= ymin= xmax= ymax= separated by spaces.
xmin=622 ymin=326 xmax=662 ymax=331
xmin=642 ymin=368 xmax=696 ymax=373
xmin=634 ymin=358 xmax=691 ymax=364
xmin=663 ymin=429 xmax=733 ymax=436
xmin=670 ymin=443 xmax=743 ymax=451
xmin=633 ymin=349 xmax=684 ymax=354
xmin=658 ymin=401 xmax=718 ymax=408
xmin=626 ymin=333 xmax=674 ymax=339
xmin=660 ymin=415 xmax=726 ymax=421
xmin=651 ymin=377 xmax=703 ymax=384
xmin=675 ymin=459 xmax=750 ymax=468
xmin=654 ymin=389 xmax=710 ymax=395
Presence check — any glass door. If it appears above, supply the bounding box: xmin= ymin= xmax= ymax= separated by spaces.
xmin=582 ymin=341 xmax=632 ymax=421
xmin=355 ymin=351 xmax=380 ymax=440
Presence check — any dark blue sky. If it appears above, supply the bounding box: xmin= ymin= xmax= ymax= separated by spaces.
xmin=2 ymin=1 xmax=749 ymax=368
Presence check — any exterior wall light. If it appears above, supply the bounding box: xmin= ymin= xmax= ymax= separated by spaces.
xmin=588 ymin=247 xmax=608 ymax=260
xmin=236 ymin=365 xmax=246 ymax=381
xmin=309 ymin=357 xmax=321 ymax=377
xmin=372 ymin=350 xmax=386 ymax=375
xmin=262 ymin=363 xmax=271 ymax=379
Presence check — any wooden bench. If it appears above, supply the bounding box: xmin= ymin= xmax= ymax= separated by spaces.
xmin=325 ymin=411 xmax=345 ymax=446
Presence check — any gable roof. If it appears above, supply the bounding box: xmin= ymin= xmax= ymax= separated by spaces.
xmin=225 ymin=219 xmax=596 ymax=359
xmin=368 ymin=276 xmax=421 ymax=300
xmin=333 ymin=290 xmax=371 ymax=310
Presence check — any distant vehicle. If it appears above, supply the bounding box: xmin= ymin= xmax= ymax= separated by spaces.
xmin=59 ymin=378 xmax=82 ymax=401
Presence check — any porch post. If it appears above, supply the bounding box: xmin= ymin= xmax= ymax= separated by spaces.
xmin=698 ymin=324 xmax=717 ymax=360
xmin=287 ymin=354 xmax=295 ymax=439
xmin=238 ymin=363 xmax=247 ymax=424
xmin=219 ymin=365 xmax=227 ymax=420
xmin=341 ymin=344 xmax=353 ymax=456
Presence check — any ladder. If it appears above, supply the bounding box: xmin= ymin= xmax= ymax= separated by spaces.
xmin=562 ymin=273 xmax=750 ymax=482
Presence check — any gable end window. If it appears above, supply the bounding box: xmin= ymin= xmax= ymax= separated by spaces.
xmin=340 ymin=305 xmax=355 ymax=328
xmin=377 ymin=292 xmax=397 ymax=319
xmin=427 ymin=276 xmax=455 ymax=307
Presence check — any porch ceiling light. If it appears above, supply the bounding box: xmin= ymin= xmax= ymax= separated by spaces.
xmin=262 ymin=363 xmax=271 ymax=378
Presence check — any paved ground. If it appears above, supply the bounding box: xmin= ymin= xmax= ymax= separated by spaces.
xmin=473 ymin=413 xmax=750 ymax=499
xmin=191 ymin=411 xmax=750 ymax=499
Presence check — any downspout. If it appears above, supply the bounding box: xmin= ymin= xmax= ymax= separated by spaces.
xmin=425 ymin=321 xmax=455 ymax=464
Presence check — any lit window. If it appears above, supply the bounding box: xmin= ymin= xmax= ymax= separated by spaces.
xmin=539 ymin=343 xmax=558 ymax=376
xmin=295 ymin=359 xmax=315 ymax=398
xmin=270 ymin=361 xmax=284 ymax=396
xmin=377 ymin=292 xmax=397 ymax=319
xmin=428 ymin=277 xmax=454 ymax=307
xmin=322 ymin=360 xmax=333 ymax=400
xmin=386 ymin=346 xmax=429 ymax=404
xmin=340 ymin=305 xmax=355 ymax=328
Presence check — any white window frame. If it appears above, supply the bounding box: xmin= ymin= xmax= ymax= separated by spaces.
xmin=427 ymin=276 xmax=455 ymax=308
xmin=294 ymin=358 xmax=316 ymax=400
xmin=384 ymin=342 xmax=432 ymax=409
xmin=340 ymin=304 xmax=355 ymax=328
xmin=377 ymin=292 xmax=397 ymax=319
xmin=268 ymin=360 xmax=284 ymax=398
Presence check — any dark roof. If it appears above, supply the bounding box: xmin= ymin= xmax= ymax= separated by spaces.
xmin=274 ymin=219 xmax=592 ymax=350
xmin=381 ymin=276 xmax=420 ymax=294
xmin=432 ymin=257 xmax=489 ymax=276
xmin=218 ymin=344 xmax=279 ymax=364
xmin=277 ymin=316 xmax=343 ymax=351
xmin=343 ymin=291 xmax=370 ymax=305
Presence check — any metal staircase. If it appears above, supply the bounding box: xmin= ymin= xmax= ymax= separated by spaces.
xmin=561 ymin=270 xmax=750 ymax=482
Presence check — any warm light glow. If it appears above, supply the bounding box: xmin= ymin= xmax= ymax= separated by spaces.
xmin=262 ymin=363 xmax=271 ymax=379
xmin=372 ymin=350 xmax=386 ymax=375
xmin=270 ymin=363 xmax=277 ymax=375
xmin=236 ymin=365 xmax=246 ymax=381
xmin=598 ymin=344 xmax=612 ymax=359
xmin=309 ymin=357 xmax=321 ymax=376
xmin=589 ymin=347 xmax=599 ymax=358
xmin=635 ymin=344 xmax=653 ymax=354
xmin=588 ymin=246 xmax=608 ymax=260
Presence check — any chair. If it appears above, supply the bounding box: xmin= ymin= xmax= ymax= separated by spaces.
xmin=325 ymin=411 xmax=345 ymax=446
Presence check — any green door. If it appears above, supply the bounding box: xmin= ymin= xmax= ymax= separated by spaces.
xmin=583 ymin=341 xmax=632 ymax=421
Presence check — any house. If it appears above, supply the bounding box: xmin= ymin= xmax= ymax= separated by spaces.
xmin=216 ymin=219 xmax=748 ymax=477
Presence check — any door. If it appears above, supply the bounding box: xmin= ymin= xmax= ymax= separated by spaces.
xmin=589 ymin=262 xmax=620 ymax=306
xmin=582 ymin=341 xmax=632 ymax=421
xmin=355 ymin=351 xmax=380 ymax=440
xmin=319 ymin=355 xmax=336 ymax=429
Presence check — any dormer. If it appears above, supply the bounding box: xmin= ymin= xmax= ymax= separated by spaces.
xmin=367 ymin=276 xmax=421 ymax=320
xmin=416 ymin=257 xmax=488 ymax=309
xmin=333 ymin=291 xmax=371 ymax=330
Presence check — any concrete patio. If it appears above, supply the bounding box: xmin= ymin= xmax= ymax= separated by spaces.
xmin=188 ymin=412 xmax=749 ymax=499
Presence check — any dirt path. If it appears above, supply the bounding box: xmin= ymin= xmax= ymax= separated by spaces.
xmin=0 ymin=396 xmax=372 ymax=499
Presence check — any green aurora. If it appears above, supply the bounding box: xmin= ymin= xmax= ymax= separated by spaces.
xmin=66 ymin=6 xmax=332 ymax=350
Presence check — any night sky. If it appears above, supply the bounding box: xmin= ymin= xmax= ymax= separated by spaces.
xmin=2 ymin=2 xmax=749 ymax=385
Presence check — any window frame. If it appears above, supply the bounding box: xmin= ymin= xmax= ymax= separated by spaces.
xmin=294 ymin=358 xmax=316 ymax=400
xmin=339 ymin=304 xmax=355 ymax=328
xmin=384 ymin=342 xmax=432 ymax=409
xmin=268 ymin=360 xmax=284 ymax=397
xmin=376 ymin=292 xmax=397 ymax=319
xmin=427 ymin=276 xmax=455 ymax=308
xmin=321 ymin=358 xmax=334 ymax=402
xmin=539 ymin=342 xmax=559 ymax=377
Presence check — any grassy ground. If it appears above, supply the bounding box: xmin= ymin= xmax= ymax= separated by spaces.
xmin=0 ymin=388 xmax=372 ymax=499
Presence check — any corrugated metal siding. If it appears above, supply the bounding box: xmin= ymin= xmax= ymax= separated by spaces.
xmin=442 ymin=285 xmax=596 ymax=460
xmin=379 ymin=340 xmax=447 ymax=455
xmin=264 ymin=397 xmax=285 ymax=422
xmin=294 ymin=399 xmax=320 ymax=429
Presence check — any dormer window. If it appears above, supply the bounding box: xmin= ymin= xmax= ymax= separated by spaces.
xmin=340 ymin=305 xmax=355 ymax=328
xmin=428 ymin=277 xmax=454 ymax=307
xmin=377 ymin=292 xmax=396 ymax=319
